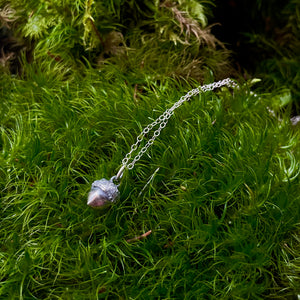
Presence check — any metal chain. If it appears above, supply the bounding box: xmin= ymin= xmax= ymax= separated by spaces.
xmin=116 ymin=78 xmax=237 ymax=180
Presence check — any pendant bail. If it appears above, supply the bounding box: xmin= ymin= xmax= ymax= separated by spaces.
xmin=115 ymin=165 xmax=126 ymax=181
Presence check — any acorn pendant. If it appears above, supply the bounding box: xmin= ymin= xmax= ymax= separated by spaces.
xmin=87 ymin=177 xmax=120 ymax=208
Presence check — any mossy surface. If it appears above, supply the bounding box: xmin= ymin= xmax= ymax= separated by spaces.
xmin=1 ymin=1 xmax=300 ymax=299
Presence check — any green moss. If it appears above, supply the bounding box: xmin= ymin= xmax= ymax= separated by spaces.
xmin=1 ymin=64 xmax=299 ymax=299
xmin=1 ymin=1 xmax=300 ymax=299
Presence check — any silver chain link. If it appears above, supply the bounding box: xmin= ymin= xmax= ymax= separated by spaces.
xmin=116 ymin=78 xmax=237 ymax=179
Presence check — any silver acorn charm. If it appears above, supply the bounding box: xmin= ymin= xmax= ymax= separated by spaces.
xmin=87 ymin=177 xmax=120 ymax=208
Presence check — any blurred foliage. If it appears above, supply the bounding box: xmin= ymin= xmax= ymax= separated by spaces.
xmin=0 ymin=0 xmax=235 ymax=81
xmin=212 ymin=0 xmax=300 ymax=112
xmin=247 ymin=0 xmax=300 ymax=111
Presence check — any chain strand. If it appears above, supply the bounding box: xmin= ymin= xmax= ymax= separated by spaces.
xmin=118 ymin=78 xmax=237 ymax=177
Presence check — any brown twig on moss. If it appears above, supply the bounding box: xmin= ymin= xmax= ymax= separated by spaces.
xmin=89 ymin=18 xmax=104 ymax=47
xmin=161 ymin=1 xmax=224 ymax=48
xmin=0 ymin=5 xmax=18 ymax=28
xmin=126 ymin=230 xmax=152 ymax=243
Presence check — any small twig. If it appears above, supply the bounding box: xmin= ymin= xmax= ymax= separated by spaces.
xmin=29 ymin=10 xmax=34 ymax=18
xmin=47 ymin=51 xmax=62 ymax=62
xmin=89 ymin=18 xmax=104 ymax=47
xmin=0 ymin=48 xmax=15 ymax=67
xmin=133 ymin=83 xmax=139 ymax=103
xmin=126 ymin=230 xmax=152 ymax=243
xmin=163 ymin=240 xmax=174 ymax=248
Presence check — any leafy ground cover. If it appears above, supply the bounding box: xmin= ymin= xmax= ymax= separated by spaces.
xmin=1 ymin=0 xmax=300 ymax=299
